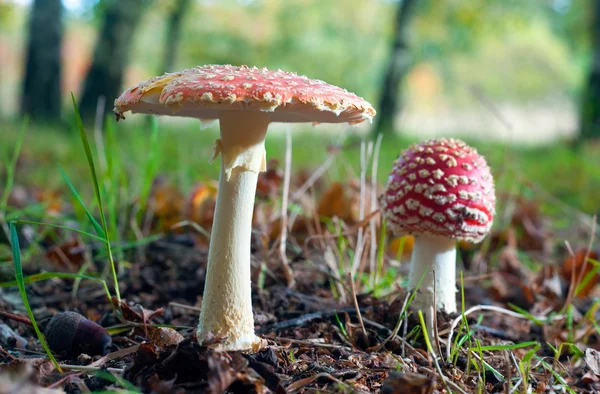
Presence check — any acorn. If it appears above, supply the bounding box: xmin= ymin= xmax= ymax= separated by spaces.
xmin=44 ymin=311 xmax=112 ymax=356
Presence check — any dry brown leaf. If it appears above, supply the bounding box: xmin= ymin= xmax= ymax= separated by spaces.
xmin=585 ymin=348 xmax=600 ymax=376
xmin=381 ymin=372 xmax=436 ymax=394
xmin=561 ymin=249 xmax=599 ymax=297
xmin=256 ymin=159 xmax=283 ymax=199
xmin=46 ymin=237 xmax=87 ymax=272
xmin=267 ymin=215 xmax=310 ymax=244
xmin=0 ymin=359 xmax=62 ymax=392
xmin=186 ymin=182 xmax=217 ymax=230
xmin=387 ymin=235 xmax=414 ymax=260
xmin=147 ymin=326 xmax=185 ymax=348
xmin=533 ymin=265 xmax=564 ymax=301
xmin=509 ymin=196 xmax=550 ymax=253
xmin=206 ymin=354 xmax=237 ymax=394
xmin=112 ymin=297 xmax=164 ymax=325
xmin=150 ymin=179 xmax=186 ymax=231
xmin=318 ymin=182 xmax=354 ymax=222
xmin=34 ymin=188 xmax=63 ymax=216
xmin=488 ymin=272 xmax=535 ymax=309
xmin=318 ymin=180 xmax=374 ymax=224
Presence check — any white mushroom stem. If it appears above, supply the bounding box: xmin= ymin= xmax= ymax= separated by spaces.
xmin=197 ymin=112 xmax=269 ymax=351
xmin=407 ymin=234 xmax=457 ymax=339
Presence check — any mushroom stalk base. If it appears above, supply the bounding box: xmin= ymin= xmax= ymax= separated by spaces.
xmin=408 ymin=235 xmax=457 ymax=339
xmin=197 ymin=112 xmax=270 ymax=352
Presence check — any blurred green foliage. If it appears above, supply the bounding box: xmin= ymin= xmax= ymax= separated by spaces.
xmin=0 ymin=0 xmax=595 ymax=112
xmin=122 ymin=0 xmax=592 ymax=104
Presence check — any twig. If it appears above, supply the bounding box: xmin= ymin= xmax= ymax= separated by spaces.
xmin=563 ymin=240 xmax=578 ymax=312
xmin=371 ymin=291 xmax=410 ymax=352
xmin=93 ymin=95 xmax=107 ymax=174
xmin=0 ymin=309 xmax=33 ymax=326
xmin=351 ymin=141 xmax=370 ymax=276
xmin=573 ymin=215 xmax=597 ymax=296
xmin=402 ymin=300 xmax=409 ymax=358
xmin=273 ymin=337 xmax=353 ymax=350
xmin=418 ymin=310 xmax=460 ymax=394
xmin=323 ymin=246 xmax=348 ymax=303
xmin=418 ymin=366 xmax=469 ymax=394
xmin=170 ymin=220 xmax=210 ymax=239
xmin=286 ymin=371 xmax=368 ymax=393
xmin=348 ymin=273 xmax=368 ymax=340
xmin=279 ymin=128 xmax=295 ymax=287
xmin=432 ymin=271 xmax=442 ymax=357
xmin=59 ymin=364 xmax=125 ymax=374
xmin=361 ymin=317 xmax=428 ymax=363
xmin=0 ymin=346 xmax=16 ymax=360
xmin=446 ymin=305 xmax=565 ymax=361
xmin=168 ymin=301 xmax=201 ymax=313
xmin=460 ymin=273 xmax=495 ymax=282
xmin=256 ymin=307 xmax=365 ymax=334
xmin=519 ymin=176 xmax=594 ymax=228
xmin=89 ymin=344 xmax=140 ymax=368
xmin=291 ymin=155 xmax=335 ymax=202
xmin=48 ymin=345 xmax=140 ymax=389
xmin=469 ymin=85 xmax=514 ymax=133
xmin=562 ymin=216 xmax=597 ymax=311
xmin=369 ymin=133 xmax=383 ymax=289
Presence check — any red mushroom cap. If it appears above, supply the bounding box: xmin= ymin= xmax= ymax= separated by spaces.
xmin=380 ymin=138 xmax=496 ymax=243
xmin=114 ymin=64 xmax=375 ymax=124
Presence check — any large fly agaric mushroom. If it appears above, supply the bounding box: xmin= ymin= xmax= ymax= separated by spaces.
xmin=379 ymin=138 xmax=495 ymax=335
xmin=114 ymin=65 xmax=375 ymax=351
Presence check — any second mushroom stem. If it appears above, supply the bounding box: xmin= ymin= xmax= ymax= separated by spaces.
xmin=408 ymin=234 xmax=457 ymax=339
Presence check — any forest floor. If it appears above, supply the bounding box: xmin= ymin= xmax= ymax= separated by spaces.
xmin=0 ymin=117 xmax=599 ymax=393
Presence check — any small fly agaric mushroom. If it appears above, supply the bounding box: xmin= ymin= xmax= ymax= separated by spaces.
xmin=379 ymin=138 xmax=495 ymax=335
xmin=114 ymin=65 xmax=375 ymax=351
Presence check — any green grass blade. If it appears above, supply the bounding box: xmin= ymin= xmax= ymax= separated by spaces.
xmin=71 ymin=93 xmax=120 ymax=302
xmin=139 ymin=116 xmax=160 ymax=208
xmin=375 ymin=218 xmax=386 ymax=291
xmin=94 ymin=234 xmax=163 ymax=259
xmin=71 ymin=93 xmax=109 ymax=237
xmin=575 ymin=258 xmax=600 ymax=296
xmin=0 ymin=271 xmax=112 ymax=302
xmin=88 ymin=369 xmax=140 ymax=393
xmin=477 ymin=341 xmax=539 ymax=351
xmin=13 ymin=220 xmax=106 ymax=242
xmin=59 ymin=167 xmax=105 ymax=238
xmin=9 ymin=222 xmax=62 ymax=373
xmin=507 ymin=303 xmax=544 ymax=325
xmin=102 ymin=116 xmax=123 ymax=258
xmin=0 ymin=117 xmax=27 ymax=213
xmin=534 ymin=356 xmax=576 ymax=394
xmin=417 ymin=310 xmax=435 ymax=354
xmin=5 ymin=203 xmax=55 ymax=221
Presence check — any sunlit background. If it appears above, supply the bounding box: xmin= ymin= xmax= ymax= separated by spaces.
xmin=0 ymin=0 xmax=595 ymax=144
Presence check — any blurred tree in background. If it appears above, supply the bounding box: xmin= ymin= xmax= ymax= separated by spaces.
xmin=580 ymin=0 xmax=600 ymax=142
xmin=375 ymin=0 xmax=418 ymax=136
xmin=160 ymin=0 xmax=192 ymax=73
xmin=20 ymin=0 xmax=63 ymax=122
xmin=79 ymin=0 xmax=150 ymax=120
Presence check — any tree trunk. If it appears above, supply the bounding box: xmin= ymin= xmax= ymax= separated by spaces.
xmin=373 ymin=0 xmax=418 ymax=137
xmin=160 ymin=0 xmax=191 ymax=73
xmin=79 ymin=0 xmax=148 ymax=121
xmin=579 ymin=0 xmax=600 ymax=142
xmin=20 ymin=0 xmax=63 ymax=122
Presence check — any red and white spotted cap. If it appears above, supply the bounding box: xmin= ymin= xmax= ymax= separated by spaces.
xmin=380 ymin=138 xmax=496 ymax=243
xmin=114 ymin=64 xmax=375 ymax=125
